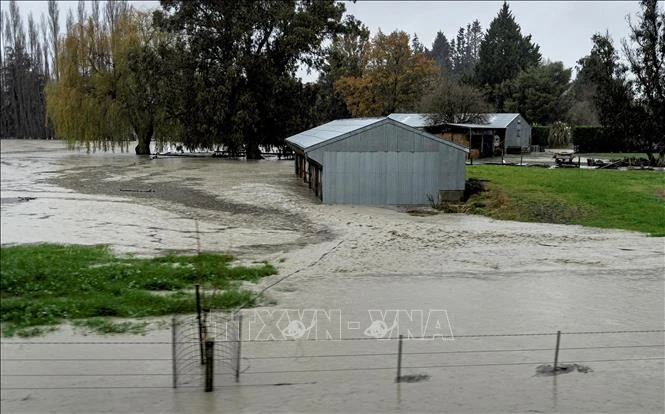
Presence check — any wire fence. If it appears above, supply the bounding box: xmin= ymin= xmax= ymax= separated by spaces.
xmin=1 ymin=326 xmax=663 ymax=391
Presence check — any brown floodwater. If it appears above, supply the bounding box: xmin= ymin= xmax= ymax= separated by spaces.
xmin=1 ymin=140 xmax=663 ymax=413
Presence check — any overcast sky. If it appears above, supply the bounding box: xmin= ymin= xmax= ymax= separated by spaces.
xmin=11 ymin=1 xmax=642 ymax=81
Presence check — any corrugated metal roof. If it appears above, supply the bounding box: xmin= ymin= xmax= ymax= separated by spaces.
xmin=387 ymin=113 xmax=433 ymax=128
xmin=389 ymin=112 xmax=522 ymax=129
xmin=447 ymin=113 xmax=521 ymax=129
xmin=286 ymin=117 xmax=469 ymax=154
xmin=285 ymin=118 xmax=384 ymax=151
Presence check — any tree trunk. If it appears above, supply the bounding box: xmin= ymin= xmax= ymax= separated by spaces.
xmin=135 ymin=136 xmax=151 ymax=155
xmin=134 ymin=122 xmax=153 ymax=155
xmin=245 ymin=142 xmax=264 ymax=159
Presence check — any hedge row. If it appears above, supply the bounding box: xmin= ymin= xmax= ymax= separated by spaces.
xmin=530 ymin=125 xmax=634 ymax=152
xmin=531 ymin=126 xmax=550 ymax=147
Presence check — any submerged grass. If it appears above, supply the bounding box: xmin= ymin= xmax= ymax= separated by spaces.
xmin=0 ymin=244 xmax=277 ymax=336
xmin=464 ymin=166 xmax=665 ymax=235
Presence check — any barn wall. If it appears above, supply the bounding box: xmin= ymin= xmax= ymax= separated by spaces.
xmin=322 ymin=152 xmax=442 ymax=205
xmin=438 ymin=145 xmax=466 ymax=192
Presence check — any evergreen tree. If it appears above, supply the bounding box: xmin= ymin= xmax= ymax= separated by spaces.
xmin=504 ymin=61 xmax=573 ymax=125
xmin=474 ymin=1 xmax=541 ymax=110
xmin=453 ymin=27 xmax=467 ymax=76
xmin=466 ymin=20 xmax=483 ymax=63
xmin=427 ymin=31 xmax=452 ymax=73
xmin=316 ymin=15 xmax=370 ymax=122
xmin=429 ymin=20 xmax=482 ymax=80
xmin=411 ymin=33 xmax=425 ymax=53
xmin=578 ymin=33 xmax=636 ymax=151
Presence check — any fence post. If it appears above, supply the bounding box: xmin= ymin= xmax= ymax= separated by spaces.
xmin=235 ymin=313 xmax=243 ymax=383
xmin=196 ymin=285 xmax=204 ymax=365
xmin=171 ymin=316 xmax=177 ymax=388
xmin=396 ymin=334 xmax=403 ymax=383
xmin=204 ymin=337 xmax=214 ymax=392
xmin=553 ymin=330 xmax=561 ymax=373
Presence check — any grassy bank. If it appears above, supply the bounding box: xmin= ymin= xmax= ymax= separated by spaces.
xmin=0 ymin=244 xmax=277 ymax=336
xmin=464 ymin=166 xmax=665 ymax=235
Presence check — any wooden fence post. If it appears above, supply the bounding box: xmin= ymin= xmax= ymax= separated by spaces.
xmin=205 ymin=337 xmax=214 ymax=392
xmin=553 ymin=330 xmax=561 ymax=374
xmin=396 ymin=334 xmax=403 ymax=383
xmin=171 ymin=316 xmax=177 ymax=388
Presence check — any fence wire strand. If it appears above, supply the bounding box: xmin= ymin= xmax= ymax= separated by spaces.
xmin=2 ymin=327 xmax=663 ymax=392
xmin=3 ymin=329 xmax=663 ymax=345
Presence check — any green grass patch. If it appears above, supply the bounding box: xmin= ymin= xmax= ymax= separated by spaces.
xmin=0 ymin=244 xmax=277 ymax=336
xmin=464 ymin=166 xmax=665 ymax=234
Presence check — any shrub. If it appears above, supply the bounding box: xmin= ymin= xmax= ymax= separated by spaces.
xmin=548 ymin=121 xmax=572 ymax=148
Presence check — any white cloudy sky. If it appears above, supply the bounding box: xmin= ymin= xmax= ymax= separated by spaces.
xmin=12 ymin=0 xmax=641 ymax=81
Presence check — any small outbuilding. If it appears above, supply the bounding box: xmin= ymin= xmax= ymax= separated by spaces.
xmin=285 ymin=117 xmax=468 ymax=205
xmin=388 ymin=113 xmax=532 ymax=157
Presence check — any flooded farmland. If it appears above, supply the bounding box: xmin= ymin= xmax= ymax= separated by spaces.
xmin=1 ymin=139 xmax=663 ymax=413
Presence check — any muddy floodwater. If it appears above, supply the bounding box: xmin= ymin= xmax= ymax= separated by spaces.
xmin=1 ymin=139 xmax=664 ymax=413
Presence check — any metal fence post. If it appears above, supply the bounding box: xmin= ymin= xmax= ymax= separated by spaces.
xmin=235 ymin=313 xmax=243 ymax=383
xmin=205 ymin=337 xmax=214 ymax=392
xmin=172 ymin=316 xmax=177 ymax=388
xmin=553 ymin=330 xmax=561 ymax=373
xmin=396 ymin=334 xmax=403 ymax=383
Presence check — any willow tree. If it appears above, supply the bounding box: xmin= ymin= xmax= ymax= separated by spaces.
xmin=46 ymin=5 xmax=178 ymax=154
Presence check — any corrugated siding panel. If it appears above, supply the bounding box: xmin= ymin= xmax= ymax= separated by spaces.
xmin=437 ymin=147 xmax=465 ymax=191
xmin=323 ymin=152 xmax=445 ymax=205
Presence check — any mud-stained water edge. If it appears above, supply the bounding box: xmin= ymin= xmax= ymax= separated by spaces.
xmin=1 ymin=140 xmax=663 ymax=413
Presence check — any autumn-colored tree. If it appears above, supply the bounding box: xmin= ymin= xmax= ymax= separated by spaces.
xmin=335 ymin=30 xmax=438 ymax=116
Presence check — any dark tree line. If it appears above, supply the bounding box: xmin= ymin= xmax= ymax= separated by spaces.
xmin=570 ymin=0 xmax=664 ymax=162
xmin=0 ymin=0 xmax=56 ymax=139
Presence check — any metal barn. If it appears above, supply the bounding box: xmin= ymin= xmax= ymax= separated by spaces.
xmin=285 ymin=117 xmax=468 ymax=205
xmin=388 ymin=113 xmax=532 ymax=157
xmin=446 ymin=113 xmax=531 ymax=156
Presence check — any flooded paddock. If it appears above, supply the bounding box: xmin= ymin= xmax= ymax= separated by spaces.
xmin=1 ymin=140 xmax=663 ymax=413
